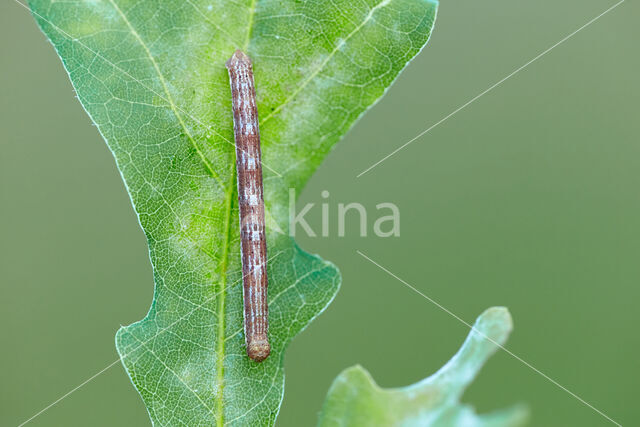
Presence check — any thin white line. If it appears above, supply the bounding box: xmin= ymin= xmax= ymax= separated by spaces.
xmin=356 ymin=0 xmax=625 ymax=178
xmin=356 ymin=249 xmax=622 ymax=426
xmin=16 ymin=251 xmax=283 ymax=426
xmin=17 ymin=359 xmax=121 ymax=427
xmin=12 ymin=0 xmax=282 ymax=178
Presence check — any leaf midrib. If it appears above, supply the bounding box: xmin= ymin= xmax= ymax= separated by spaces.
xmin=243 ymin=0 xmax=258 ymax=51
xmin=215 ymin=166 xmax=236 ymax=426
xmin=212 ymin=2 xmax=259 ymax=423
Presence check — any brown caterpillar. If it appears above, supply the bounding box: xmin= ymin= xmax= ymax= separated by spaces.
xmin=225 ymin=50 xmax=270 ymax=362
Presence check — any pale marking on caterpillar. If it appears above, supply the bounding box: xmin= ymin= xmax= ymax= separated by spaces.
xmin=225 ymin=50 xmax=270 ymax=362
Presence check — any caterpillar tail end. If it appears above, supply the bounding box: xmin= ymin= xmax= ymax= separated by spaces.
xmin=247 ymin=337 xmax=270 ymax=362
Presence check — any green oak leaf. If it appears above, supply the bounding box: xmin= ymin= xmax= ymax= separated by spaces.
xmin=319 ymin=307 xmax=528 ymax=427
xmin=29 ymin=0 xmax=437 ymax=425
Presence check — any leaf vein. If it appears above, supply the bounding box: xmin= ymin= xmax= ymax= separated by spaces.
xmin=259 ymin=0 xmax=392 ymax=125
xmin=128 ymin=333 xmax=217 ymax=417
xmin=106 ymin=0 xmax=226 ymax=188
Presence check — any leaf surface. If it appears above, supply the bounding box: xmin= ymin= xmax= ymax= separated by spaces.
xmin=29 ymin=0 xmax=437 ymax=424
xmin=319 ymin=308 xmax=528 ymax=427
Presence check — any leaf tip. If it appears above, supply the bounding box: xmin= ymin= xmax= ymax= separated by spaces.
xmin=475 ymin=306 xmax=513 ymax=346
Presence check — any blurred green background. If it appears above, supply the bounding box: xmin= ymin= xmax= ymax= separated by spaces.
xmin=1 ymin=0 xmax=638 ymax=425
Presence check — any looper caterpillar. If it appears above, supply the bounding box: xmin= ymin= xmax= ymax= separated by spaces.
xmin=225 ymin=50 xmax=270 ymax=362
